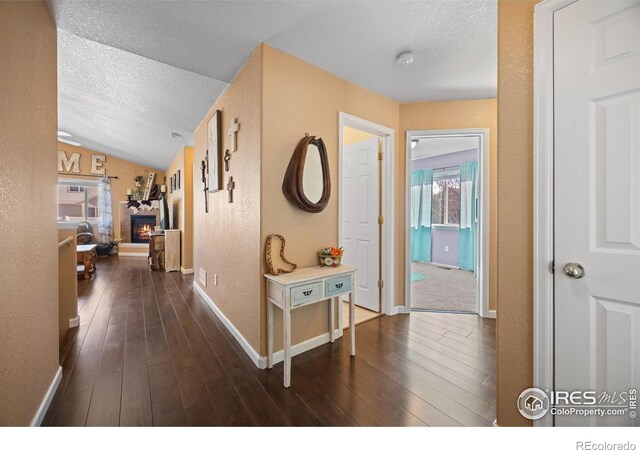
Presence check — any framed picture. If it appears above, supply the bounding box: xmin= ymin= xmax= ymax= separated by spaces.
xmin=170 ymin=174 xmax=174 ymax=193
xmin=207 ymin=110 xmax=222 ymax=192
xmin=177 ymin=169 xmax=181 ymax=190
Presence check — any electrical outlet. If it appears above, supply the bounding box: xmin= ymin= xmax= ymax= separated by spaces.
xmin=214 ymin=274 xmax=218 ymax=286
xmin=444 ymin=245 xmax=449 ymax=253
xmin=199 ymin=268 xmax=207 ymax=286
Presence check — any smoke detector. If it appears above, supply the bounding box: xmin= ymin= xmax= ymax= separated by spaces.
xmin=396 ymin=51 xmax=415 ymax=66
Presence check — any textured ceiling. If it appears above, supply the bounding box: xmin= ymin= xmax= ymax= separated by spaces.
xmin=57 ymin=30 xmax=227 ymax=170
xmin=51 ymin=0 xmax=496 ymax=169
xmin=412 ymin=136 xmax=478 ymax=160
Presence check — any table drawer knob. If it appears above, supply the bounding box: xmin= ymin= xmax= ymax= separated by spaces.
xmin=303 ymin=290 xmax=312 ymax=296
xmin=335 ymin=283 xmax=343 ymax=288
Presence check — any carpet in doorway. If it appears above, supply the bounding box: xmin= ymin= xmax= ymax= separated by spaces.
xmin=411 ymin=273 xmax=426 ymax=282
xmin=411 ymin=262 xmax=476 ymax=312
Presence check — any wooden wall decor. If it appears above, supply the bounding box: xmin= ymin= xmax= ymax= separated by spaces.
xmin=207 ymin=110 xmax=222 ymax=192
xmin=143 ymin=172 xmax=155 ymax=200
xmin=200 ymin=153 xmax=209 ymax=213
xmin=226 ymin=176 xmax=235 ymax=203
xmin=228 ymin=117 xmax=241 ymax=152
xmin=265 ymin=234 xmax=297 ymax=275
xmin=282 ymin=134 xmax=331 ymax=213
xmin=91 ymin=154 xmax=106 ymax=175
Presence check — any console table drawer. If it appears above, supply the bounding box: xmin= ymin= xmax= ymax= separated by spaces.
xmin=291 ymin=281 xmax=323 ymax=306
xmin=326 ymin=275 xmax=352 ymax=296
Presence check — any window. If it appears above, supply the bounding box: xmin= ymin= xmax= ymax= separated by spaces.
xmin=58 ymin=181 xmax=101 ymax=225
xmin=432 ymin=171 xmax=461 ymax=226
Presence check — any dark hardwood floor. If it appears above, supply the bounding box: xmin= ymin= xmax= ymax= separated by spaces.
xmin=44 ymin=256 xmax=496 ymax=426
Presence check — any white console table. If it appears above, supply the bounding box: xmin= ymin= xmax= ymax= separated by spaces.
xmin=265 ymin=265 xmax=356 ymax=387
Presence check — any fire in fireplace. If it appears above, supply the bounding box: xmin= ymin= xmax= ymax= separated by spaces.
xmin=131 ymin=215 xmax=156 ymax=243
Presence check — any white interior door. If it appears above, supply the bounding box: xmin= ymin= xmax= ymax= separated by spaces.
xmin=554 ymin=0 xmax=640 ymax=426
xmin=341 ymin=137 xmax=380 ymax=312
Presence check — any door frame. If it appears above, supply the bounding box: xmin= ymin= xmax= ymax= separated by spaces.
xmin=338 ymin=112 xmax=396 ymax=316
xmin=533 ymin=0 xmax=578 ymax=428
xmin=405 ymin=128 xmax=493 ymax=319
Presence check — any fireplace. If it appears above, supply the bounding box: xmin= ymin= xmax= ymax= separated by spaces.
xmin=131 ymin=215 xmax=156 ymax=243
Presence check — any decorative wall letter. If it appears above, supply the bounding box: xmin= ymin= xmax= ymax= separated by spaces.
xmin=91 ymin=154 xmax=106 ymax=175
xmin=58 ymin=150 xmax=81 ymax=173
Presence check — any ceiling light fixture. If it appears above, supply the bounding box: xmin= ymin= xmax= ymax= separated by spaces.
xmin=411 ymin=139 xmax=419 ymax=149
xmin=58 ymin=137 xmax=82 ymax=146
xmin=57 ymin=130 xmax=72 ymax=137
xmin=170 ymin=132 xmax=182 ymax=139
xmin=396 ymin=51 xmax=415 ymax=67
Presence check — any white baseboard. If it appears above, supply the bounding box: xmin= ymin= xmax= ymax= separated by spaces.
xmin=481 ymin=309 xmax=497 ymax=319
xmin=430 ymin=262 xmax=460 ymax=270
xmin=118 ymin=253 xmax=148 ymax=258
xmin=263 ymin=330 xmax=340 ymax=367
xmin=181 ymin=267 xmax=194 ymax=274
xmin=68 ymin=315 xmax=80 ymax=328
xmin=192 ymin=281 xmax=263 ymax=369
xmin=192 ymin=281 xmax=342 ymax=370
xmin=30 ymin=366 xmax=62 ymax=426
xmin=392 ymin=305 xmax=409 ymax=315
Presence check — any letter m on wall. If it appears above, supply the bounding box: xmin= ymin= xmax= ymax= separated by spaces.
xmin=58 ymin=150 xmax=80 ymax=173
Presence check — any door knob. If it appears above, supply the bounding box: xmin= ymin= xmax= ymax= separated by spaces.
xmin=563 ymin=262 xmax=585 ymax=279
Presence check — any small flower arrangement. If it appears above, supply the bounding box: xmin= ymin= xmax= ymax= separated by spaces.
xmin=319 ymin=247 xmax=344 ymax=267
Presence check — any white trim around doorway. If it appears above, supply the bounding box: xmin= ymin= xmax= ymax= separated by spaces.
xmin=533 ymin=0 xmax=578 ymax=428
xmin=405 ymin=128 xmax=493 ymax=319
xmin=338 ymin=112 xmax=396 ymax=317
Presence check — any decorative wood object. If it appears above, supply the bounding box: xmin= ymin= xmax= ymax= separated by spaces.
xmin=265 ymin=234 xmax=297 ymax=275
xmin=57 ymin=150 xmax=81 ymax=173
xmin=143 ymin=172 xmax=155 ymax=200
xmin=224 ymin=149 xmax=231 ymax=172
xmin=91 ymin=154 xmax=106 ymax=175
xmin=228 ymin=117 xmax=240 ymax=152
xmin=207 ymin=110 xmax=222 ymax=192
xmin=282 ymin=134 xmax=331 ymax=213
xmin=149 ymin=232 xmax=165 ymax=271
xmin=226 ymin=176 xmax=235 ymax=203
xmin=200 ymin=152 xmax=209 ymax=213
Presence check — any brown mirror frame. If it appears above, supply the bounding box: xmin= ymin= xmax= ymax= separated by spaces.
xmin=282 ymin=134 xmax=331 ymax=213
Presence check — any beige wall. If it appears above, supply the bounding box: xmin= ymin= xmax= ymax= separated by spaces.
xmin=58 ymin=227 xmax=78 ymax=345
xmin=399 ymin=99 xmax=498 ymax=311
xmin=261 ymin=45 xmax=400 ymax=353
xmin=192 ymin=47 xmax=263 ymax=351
xmin=165 ymin=146 xmax=195 ymax=270
xmin=343 ymin=126 xmax=378 ymax=145
xmin=496 ymin=0 xmax=539 ymax=426
xmin=0 ymin=1 xmax=59 ymax=425
xmin=58 ymin=142 xmax=158 ymax=241
xmin=190 ymin=44 xmax=499 ymax=362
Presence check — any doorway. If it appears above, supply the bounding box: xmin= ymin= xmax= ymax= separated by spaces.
xmin=406 ymin=129 xmax=490 ymax=317
xmin=338 ymin=112 xmax=395 ymax=327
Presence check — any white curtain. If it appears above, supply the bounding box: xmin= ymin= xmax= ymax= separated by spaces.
xmin=97 ymin=176 xmax=114 ymax=243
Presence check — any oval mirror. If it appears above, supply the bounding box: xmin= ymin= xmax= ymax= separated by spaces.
xmin=282 ymin=135 xmax=331 ymax=213
xmin=302 ymin=143 xmax=323 ymax=204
